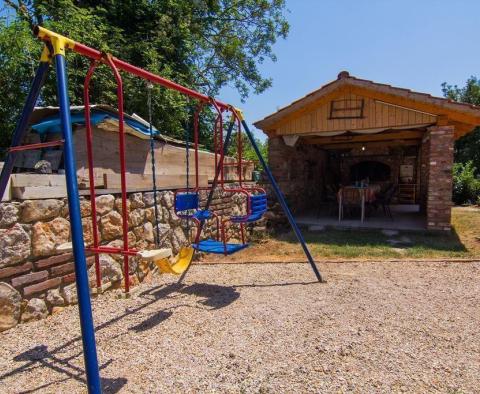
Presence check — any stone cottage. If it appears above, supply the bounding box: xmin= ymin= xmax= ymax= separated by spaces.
xmin=254 ymin=71 xmax=480 ymax=231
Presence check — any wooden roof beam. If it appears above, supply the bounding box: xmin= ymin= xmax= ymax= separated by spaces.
xmin=302 ymin=129 xmax=424 ymax=145
xmin=320 ymin=139 xmax=420 ymax=150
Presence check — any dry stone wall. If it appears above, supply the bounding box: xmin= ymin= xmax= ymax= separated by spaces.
xmin=0 ymin=188 xmax=251 ymax=331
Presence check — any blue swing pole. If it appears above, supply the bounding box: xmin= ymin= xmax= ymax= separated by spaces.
xmin=55 ymin=54 xmax=102 ymax=393
xmin=241 ymin=119 xmax=324 ymax=283
xmin=0 ymin=59 xmax=50 ymax=201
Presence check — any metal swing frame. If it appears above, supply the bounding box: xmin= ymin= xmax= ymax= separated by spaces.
xmin=0 ymin=26 xmax=323 ymax=393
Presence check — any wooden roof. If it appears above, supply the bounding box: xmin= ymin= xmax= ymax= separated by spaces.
xmin=254 ymin=71 xmax=480 ymax=140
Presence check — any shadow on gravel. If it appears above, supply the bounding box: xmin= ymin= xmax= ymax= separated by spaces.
xmin=180 ymin=283 xmax=240 ymax=309
xmin=5 ymin=345 xmax=126 ymax=394
xmin=2 ymin=282 xmax=241 ymax=392
xmin=129 ymin=283 xmax=240 ymax=333
xmin=130 ymin=310 xmax=174 ymax=332
xmin=141 ymin=282 xmax=240 ymax=310
xmin=3 ymin=279 xmax=301 ymax=391
xmin=233 ymin=280 xmax=320 ymax=288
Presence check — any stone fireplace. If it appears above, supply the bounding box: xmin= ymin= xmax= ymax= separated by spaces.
xmin=349 ymin=160 xmax=391 ymax=183
xmin=329 ymin=144 xmax=419 ymax=202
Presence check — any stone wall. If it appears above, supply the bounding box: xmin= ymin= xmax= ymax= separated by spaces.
xmin=0 ymin=188 xmax=247 ymax=332
xmin=268 ymin=136 xmax=327 ymax=212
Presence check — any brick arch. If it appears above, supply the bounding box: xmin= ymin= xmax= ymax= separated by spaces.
xmin=340 ymin=155 xmax=400 ymax=187
xmin=349 ymin=160 xmax=391 ymax=183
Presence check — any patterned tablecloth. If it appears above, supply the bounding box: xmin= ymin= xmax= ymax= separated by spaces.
xmin=338 ymin=185 xmax=380 ymax=204
xmin=337 ymin=184 xmax=381 ymax=222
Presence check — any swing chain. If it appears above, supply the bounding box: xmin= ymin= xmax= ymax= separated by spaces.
xmin=184 ymin=114 xmax=192 ymax=240
xmin=147 ymin=82 xmax=161 ymax=246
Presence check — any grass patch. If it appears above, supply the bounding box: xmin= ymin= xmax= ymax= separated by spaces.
xmin=215 ymin=206 xmax=480 ymax=262
xmin=298 ymin=227 xmax=469 ymax=259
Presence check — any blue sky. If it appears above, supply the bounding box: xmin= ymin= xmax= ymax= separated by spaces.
xmin=2 ymin=1 xmax=479 ymax=141
xmin=221 ymin=0 xmax=480 ymax=140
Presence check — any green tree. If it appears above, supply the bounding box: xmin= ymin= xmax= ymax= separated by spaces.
xmin=227 ymin=131 xmax=267 ymax=169
xmin=442 ymin=76 xmax=480 ymax=204
xmin=442 ymin=77 xmax=480 ymax=170
xmin=452 ymin=161 xmax=480 ymax=205
xmin=0 ymin=0 xmax=289 ymax=154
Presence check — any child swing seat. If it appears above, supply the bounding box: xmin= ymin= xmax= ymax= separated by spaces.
xmin=230 ymin=192 xmax=267 ymax=223
xmin=174 ymin=190 xmax=241 ymax=254
xmin=137 ymin=247 xmax=194 ymax=275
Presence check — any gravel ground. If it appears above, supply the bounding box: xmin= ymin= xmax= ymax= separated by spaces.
xmin=1 ymin=260 xmax=479 ymax=393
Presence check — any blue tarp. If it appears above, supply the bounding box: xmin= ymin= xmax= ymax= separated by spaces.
xmin=30 ymin=110 xmax=158 ymax=137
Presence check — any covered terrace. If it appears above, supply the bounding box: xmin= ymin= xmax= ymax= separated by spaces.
xmin=254 ymin=71 xmax=480 ymax=231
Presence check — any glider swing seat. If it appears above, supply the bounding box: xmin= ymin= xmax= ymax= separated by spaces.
xmin=174 ymin=189 xmax=251 ymax=255
xmin=171 ymin=106 xmax=269 ymax=255
xmin=174 ymin=190 xmax=245 ymax=255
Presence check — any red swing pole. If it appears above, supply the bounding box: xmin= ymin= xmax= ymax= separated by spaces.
xmin=237 ymin=115 xmax=242 ymax=186
xmin=193 ymin=104 xmax=203 ymax=190
xmin=213 ymin=115 xmax=218 ymax=179
xmin=103 ymin=54 xmax=130 ymax=293
xmin=83 ymin=60 xmax=102 ymax=290
xmin=236 ymin=116 xmax=246 ymax=244
xmin=211 ymin=100 xmax=224 ymax=187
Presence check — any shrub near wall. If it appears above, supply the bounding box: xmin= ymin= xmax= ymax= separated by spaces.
xmin=452 ymin=161 xmax=480 ymax=205
xmin=0 ymin=189 xmax=246 ymax=332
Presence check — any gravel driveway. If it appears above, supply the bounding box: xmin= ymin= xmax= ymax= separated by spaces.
xmin=0 ymin=260 xmax=479 ymax=393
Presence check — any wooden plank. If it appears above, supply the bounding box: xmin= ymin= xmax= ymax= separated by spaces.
xmin=320 ymin=139 xmax=420 ymax=150
xmin=347 ymin=85 xmax=479 ymax=130
xmin=303 ymin=129 xmax=424 ymax=145
xmin=1 ymin=178 xmax=11 ymax=201
xmin=271 ymin=90 xmax=440 ymax=136
xmin=0 ymin=162 xmax=12 ymax=202
xmin=12 ymin=185 xmax=68 ymax=199
xmin=11 ymin=174 xmax=67 ymax=187
xmin=104 ymin=173 xmax=208 ymax=189
xmin=12 ymin=174 xmax=208 ymax=199
xmin=256 ymin=77 xmax=480 ymax=133
xmin=255 ymin=83 xmax=348 ymax=129
xmin=74 ymin=126 xmax=232 ymax=181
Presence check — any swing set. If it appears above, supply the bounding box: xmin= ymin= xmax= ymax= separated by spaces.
xmin=0 ymin=27 xmax=323 ymax=393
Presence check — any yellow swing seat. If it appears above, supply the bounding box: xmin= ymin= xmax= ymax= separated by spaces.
xmin=137 ymin=247 xmax=194 ymax=275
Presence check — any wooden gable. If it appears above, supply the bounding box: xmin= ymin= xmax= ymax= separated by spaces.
xmin=255 ymin=72 xmax=480 ymax=140
xmin=276 ymin=91 xmax=437 ymax=136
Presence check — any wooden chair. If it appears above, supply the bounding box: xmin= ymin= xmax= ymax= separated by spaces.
xmin=321 ymin=183 xmax=339 ymax=218
xmin=338 ymin=187 xmax=362 ymax=220
xmin=375 ymin=184 xmax=397 ymax=219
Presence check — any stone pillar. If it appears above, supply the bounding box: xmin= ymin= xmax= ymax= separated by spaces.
xmin=419 ymin=134 xmax=430 ymax=213
xmin=426 ymin=125 xmax=454 ymax=231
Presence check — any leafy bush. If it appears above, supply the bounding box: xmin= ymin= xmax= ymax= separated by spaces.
xmin=452 ymin=161 xmax=480 ymax=205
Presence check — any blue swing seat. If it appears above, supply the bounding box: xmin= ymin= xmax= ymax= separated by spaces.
xmin=193 ymin=210 xmax=212 ymax=220
xmin=192 ymin=238 xmax=249 ymax=255
xmin=231 ymin=193 xmax=267 ymax=223
xmin=175 ymin=193 xmax=213 ymax=220
xmin=175 ymin=192 xmax=199 ymax=211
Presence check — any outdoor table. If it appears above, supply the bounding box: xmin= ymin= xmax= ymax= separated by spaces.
xmin=338 ymin=185 xmax=379 ymax=222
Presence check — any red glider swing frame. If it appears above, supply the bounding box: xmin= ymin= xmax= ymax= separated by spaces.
xmin=70 ymin=50 xmax=235 ymax=293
